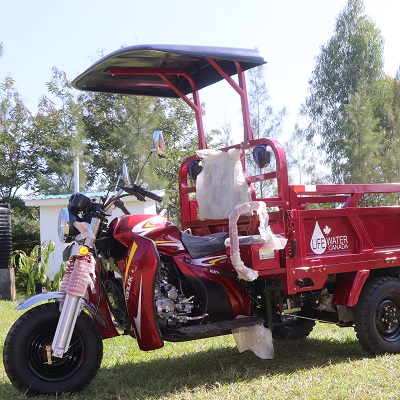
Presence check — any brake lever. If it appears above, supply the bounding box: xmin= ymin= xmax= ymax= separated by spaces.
xmin=133 ymin=193 xmax=146 ymax=202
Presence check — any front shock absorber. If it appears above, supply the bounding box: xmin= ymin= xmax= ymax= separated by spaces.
xmin=51 ymin=253 xmax=96 ymax=358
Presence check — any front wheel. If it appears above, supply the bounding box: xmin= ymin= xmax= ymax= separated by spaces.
xmin=354 ymin=276 xmax=400 ymax=355
xmin=3 ymin=302 xmax=103 ymax=396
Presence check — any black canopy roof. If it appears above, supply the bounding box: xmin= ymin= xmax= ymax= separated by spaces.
xmin=72 ymin=44 xmax=266 ymax=98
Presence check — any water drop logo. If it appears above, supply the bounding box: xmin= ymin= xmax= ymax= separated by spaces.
xmin=310 ymin=222 xmax=327 ymax=254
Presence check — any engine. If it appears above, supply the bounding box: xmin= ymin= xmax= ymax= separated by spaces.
xmin=154 ymin=258 xmax=201 ymax=328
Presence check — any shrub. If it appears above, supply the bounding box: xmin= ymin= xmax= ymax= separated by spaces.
xmin=11 ymin=241 xmax=57 ymax=296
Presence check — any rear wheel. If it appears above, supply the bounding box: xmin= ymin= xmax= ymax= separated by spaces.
xmin=3 ymin=302 xmax=103 ymax=396
xmin=354 ymin=276 xmax=400 ymax=355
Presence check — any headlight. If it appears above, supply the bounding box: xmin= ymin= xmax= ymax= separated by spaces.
xmin=58 ymin=208 xmax=81 ymax=243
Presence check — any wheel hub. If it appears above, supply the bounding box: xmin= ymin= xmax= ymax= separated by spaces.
xmin=28 ymin=325 xmax=83 ymax=381
xmin=377 ymin=300 xmax=400 ymax=337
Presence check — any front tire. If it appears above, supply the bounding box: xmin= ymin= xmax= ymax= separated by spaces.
xmin=3 ymin=302 xmax=103 ymax=396
xmin=354 ymin=276 xmax=400 ymax=355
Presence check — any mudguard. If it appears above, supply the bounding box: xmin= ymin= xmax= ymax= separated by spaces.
xmin=123 ymin=235 xmax=163 ymax=351
xmin=332 ymin=270 xmax=370 ymax=307
xmin=16 ymin=292 xmax=110 ymax=330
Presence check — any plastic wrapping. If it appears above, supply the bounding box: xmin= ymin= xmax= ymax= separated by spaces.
xmin=74 ymin=221 xmax=96 ymax=241
xmin=232 ymin=323 xmax=274 ymax=359
xmin=227 ymin=201 xmax=287 ymax=281
xmin=196 ymin=148 xmax=250 ymax=220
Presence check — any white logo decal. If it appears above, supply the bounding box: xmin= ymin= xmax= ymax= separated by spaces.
xmin=125 ymin=276 xmax=133 ymax=300
xmin=310 ymin=222 xmax=327 ymax=254
xmin=133 ymin=275 xmax=143 ymax=339
xmin=311 ymin=222 xmax=349 ymax=254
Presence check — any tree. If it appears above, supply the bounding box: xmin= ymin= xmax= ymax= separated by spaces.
xmin=301 ymin=0 xmax=384 ymax=181
xmin=80 ymin=91 xmax=164 ymax=191
xmin=284 ymin=125 xmax=330 ymax=185
xmin=34 ymin=67 xmax=85 ymax=194
xmin=341 ymin=82 xmax=382 ymax=183
xmin=248 ymin=65 xmax=285 ymax=140
xmin=246 ymin=65 xmax=286 ymax=197
xmin=372 ymin=72 xmax=400 ymax=184
xmin=0 ymin=76 xmax=41 ymax=201
xmin=0 ymin=76 xmax=42 ymax=252
xmin=153 ymin=98 xmax=206 ymax=222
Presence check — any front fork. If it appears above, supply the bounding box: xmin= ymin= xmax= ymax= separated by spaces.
xmin=52 ymin=294 xmax=83 ymax=358
xmin=51 ymin=245 xmax=97 ymax=358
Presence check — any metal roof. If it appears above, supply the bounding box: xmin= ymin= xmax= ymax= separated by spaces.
xmin=72 ymin=44 xmax=266 ymax=97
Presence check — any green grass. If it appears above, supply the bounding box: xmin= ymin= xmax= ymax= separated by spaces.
xmin=1 ymin=300 xmax=400 ymax=400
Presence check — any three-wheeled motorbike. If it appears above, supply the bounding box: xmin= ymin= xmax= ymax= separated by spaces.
xmin=5 ymin=44 xmax=400 ymax=397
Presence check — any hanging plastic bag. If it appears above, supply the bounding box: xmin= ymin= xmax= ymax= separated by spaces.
xmin=232 ymin=323 xmax=274 ymax=359
xmin=196 ymin=148 xmax=250 ymax=220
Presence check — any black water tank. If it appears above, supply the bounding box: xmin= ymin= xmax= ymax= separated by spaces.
xmin=0 ymin=204 xmax=12 ymax=269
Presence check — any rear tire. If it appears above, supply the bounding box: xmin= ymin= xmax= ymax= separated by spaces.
xmin=354 ymin=276 xmax=400 ymax=355
xmin=3 ymin=302 xmax=103 ymax=396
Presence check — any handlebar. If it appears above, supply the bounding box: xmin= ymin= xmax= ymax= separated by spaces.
xmin=141 ymin=189 xmax=163 ymax=202
xmin=120 ymin=184 xmax=163 ymax=203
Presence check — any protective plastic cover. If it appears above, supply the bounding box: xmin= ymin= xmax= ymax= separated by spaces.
xmin=195 ymin=148 xmax=250 ymax=220
xmin=232 ymin=323 xmax=274 ymax=359
xmin=226 ymin=201 xmax=287 ymax=281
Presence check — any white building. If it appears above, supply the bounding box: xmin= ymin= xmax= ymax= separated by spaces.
xmin=25 ymin=191 xmax=164 ymax=279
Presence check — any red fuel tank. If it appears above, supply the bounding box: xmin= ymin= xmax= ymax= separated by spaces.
xmin=111 ymin=214 xmax=185 ymax=255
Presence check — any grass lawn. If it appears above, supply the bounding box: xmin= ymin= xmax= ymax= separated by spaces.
xmin=1 ymin=299 xmax=400 ymax=399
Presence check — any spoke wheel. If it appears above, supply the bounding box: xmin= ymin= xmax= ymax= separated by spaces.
xmin=354 ymin=276 xmax=400 ymax=355
xmin=3 ymin=302 xmax=103 ymax=396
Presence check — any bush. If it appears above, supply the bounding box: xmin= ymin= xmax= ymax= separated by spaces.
xmin=11 ymin=241 xmax=58 ymax=296
xmin=12 ymin=214 xmax=40 ymax=254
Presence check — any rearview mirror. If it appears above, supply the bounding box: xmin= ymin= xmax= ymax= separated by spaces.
xmin=152 ymin=130 xmax=166 ymax=157
xmin=187 ymin=160 xmax=203 ymax=181
xmin=122 ymin=160 xmax=131 ymax=184
xmin=252 ymin=145 xmax=271 ymax=169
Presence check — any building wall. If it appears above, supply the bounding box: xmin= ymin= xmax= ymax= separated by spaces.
xmin=25 ymin=195 xmax=160 ymax=279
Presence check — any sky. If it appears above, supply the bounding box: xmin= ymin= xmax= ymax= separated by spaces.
xmin=1 ymin=0 xmax=400 ymax=144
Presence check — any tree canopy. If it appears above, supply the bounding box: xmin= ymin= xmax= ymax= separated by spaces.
xmin=0 ymin=77 xmax=41 ymax=201
xmin=301 ymin=0 xmax=385 ymax=182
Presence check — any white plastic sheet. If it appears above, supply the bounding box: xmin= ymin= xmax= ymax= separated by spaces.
xmin=226 ymin=201 xmax=287 ymax=282
xmin=196 ymin=148 xmax=250 ymax=220
xmin=232 ymin=323 xmax=274 ymax=359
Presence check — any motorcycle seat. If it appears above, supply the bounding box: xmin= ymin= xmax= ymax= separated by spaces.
xmin=181 ymin=231 xmax=229 ymax=259
xmin=181 ymin=231 xmax=267 ymax=259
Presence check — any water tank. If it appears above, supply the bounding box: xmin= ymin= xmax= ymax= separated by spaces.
xmin=0 ymin=204 xmax=12 ymax=269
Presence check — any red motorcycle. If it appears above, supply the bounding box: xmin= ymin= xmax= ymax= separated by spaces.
xmin=4 ymin=45 xmax=291 ymax=396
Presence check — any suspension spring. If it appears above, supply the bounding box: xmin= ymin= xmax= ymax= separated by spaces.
xmin=59 ymin=260 xmax=74 ymax=293
xmin=67 ymin=255 xmax=96 ymax=297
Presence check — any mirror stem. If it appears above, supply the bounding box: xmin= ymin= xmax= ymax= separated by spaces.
xmin=134 ymin=151 xmax=152 ymax=184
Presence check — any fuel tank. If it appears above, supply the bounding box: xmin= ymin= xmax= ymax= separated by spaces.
xmin=111 ymin=214 xmax=186 ymax=256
